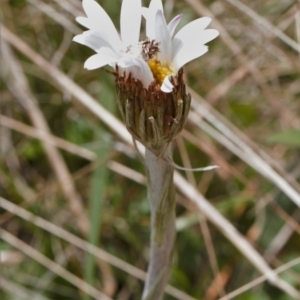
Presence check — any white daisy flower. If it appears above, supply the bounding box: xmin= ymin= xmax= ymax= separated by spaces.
xmin=73 ymin=0 xmax=219 ymax=154
xmin=73 ymin=0 xmax=219 ymax=94
xmin=142 ymin=0 xmax=219 ymax=92
xmin=73 ymin=0 xmax=154 ymax=88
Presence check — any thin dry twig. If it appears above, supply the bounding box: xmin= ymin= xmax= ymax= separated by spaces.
xmin=217 ymin=256 xmax=300 ymax=300
xmin=224 ymin=0 xmax=300 ymax=54
xmin=0 ymin=114 xmax=97 ymax=161
xmin=205 ymin=59 xmax=259 ymax=105
xmin=176 ymin=137 xmax=226 ymax=298
xmin=1 ymin=36 xmax=90 ymax=235
xmin=0 ymin=114 xmax=143 ymax=186
xmin=0 ymin=276 xmax=50 ymax=300
xmin=52 ymin=0 xmax=83 ymax=16
xmin=189 ymin=90 xmax=300 ymax=209
xmin=27 ymin=0 xmax=80 ymax=34
xmin=264 ymin=205 xmax=300 ymax=261
xmin=182 ymin=129 xmax=251 ymax=184
xmin=174 ymin=173 xmax=300 ymax=299
xmin=184 ymin=0 xmax=299 ymax=127
xmin=0 ymin=228 xmax=112 ymax=300
xmin=0 ymin=196 xmax=197 ymax=300
xmin=107 ymin=161 xmax=146 ymax=185
xmin=51 ymin=29 xmax=73 ymax=66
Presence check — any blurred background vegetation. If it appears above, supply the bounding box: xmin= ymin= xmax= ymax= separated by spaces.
xmin=1 ymin=0 xmax=300 ymax=299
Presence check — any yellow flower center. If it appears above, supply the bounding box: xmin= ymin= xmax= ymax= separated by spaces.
xmin=147 ymin=58 xmax=173 ymax=85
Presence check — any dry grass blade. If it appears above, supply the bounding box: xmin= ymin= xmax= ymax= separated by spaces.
xmin=0 ymin=114 xmax=97 ymax=161
xmin=264 ymin=206 xmax=300 ymax=261
xmin=0 ymin=118 xmax=141 ymax=198
xmin=0 ymin=115 xmax=142 ymax=184
xmin=176 ymin=137 xmax=225 ymax=298
xmin=0 ymin=196 xmax=197 ymax=300
xmin=0 ymin=276 xmax=50 ymax=300
xmin=190 ymin=89 xmax=300 ymax=187
xmin=0 ymin=228 xmax=112 ymax=300
xmin=27 ymin=0 xmax=80 ymax=34
xmin=297 ymin=8 xmax=300 ymax=59
xmin=174 ymin=173 xmax=300 ymax=299
xmin=52 ymin=0 xmax=83 ymax=17
xmin=182 ymin=130 xmax=249 ymax=184
xmin=107 ymin=160 xmax=146 ymax=185
xmin=189 ymin=92 xmax=300 ymax=209
xmin=205 ymin=58 xmax=259 ymax=105
xmin=217 ymin=256 xmax=300 ymax=300
xmin=184 ymin=0 xmax=299 ymax=127
xmin=1 ymin=36 xmax=89 ymax=235
xmin=224 ymin=0 xmax=300 ymax=54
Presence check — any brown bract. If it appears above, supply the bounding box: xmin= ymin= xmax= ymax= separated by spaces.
xmin=115 ymin=68 xmax=191 ymax=156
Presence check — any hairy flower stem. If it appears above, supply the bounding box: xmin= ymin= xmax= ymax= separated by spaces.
xmin=142 ymin=145 xmax=176 ymax=300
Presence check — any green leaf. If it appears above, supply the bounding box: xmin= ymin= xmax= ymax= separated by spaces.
xmin=266 ymin=129 xmax=300 ymax=147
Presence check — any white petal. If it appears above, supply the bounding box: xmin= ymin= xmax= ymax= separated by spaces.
xmin=118 ymin=57 xmax=154 ymax=88
xmin=97 ymin=46 xmax=118 ymax=62
xmin=75 ymin=16 xmax=91 ymax=29
xmin=74 ymin=29 xmax=121 ymax=57
xmin=174 ymin=18 xmax=219 ymax=51
xmin=161 ymin=75 xmax=174 ymax=93
xmin=73 ymin=33 xmax=86 ymax=44
xmin=142 ymin=0 xmax=163 ymax=40
xmin=73 ymin=30 xmax=119 ymax=57
xmin=73 ymin=31 xmax=104 ymax=53
xmin=149 ymin=0 xmax=163 ymax=12
xmin=199 ymin=29 xmax=219 ymax=45
xmin=173 ymin=45 xmax=208 ymax=70
xmin=117 ymin=57 xmax=135 ymax=69
xmin=172 ymin=38 xmax=184 ymax=59
xmin=168 ymin=14 xmax=183 ymax=38
xmin=142 ymin=8 xmax=155 ymax=40
xmin=177 ymin=28 xmax=219 ymax=48
xmin=172 ymin=18 xmax=219 ymax=70
xmin=84 ymin=50 xmax=118 ymax=70
xmin=82 ymin=0 xmax=122 ymax=51
xmin=121 ymin=0 xmax=141 ymax=46
xmin=175 ymin=17 xmax=213 ymax=41
xmin=155 ymin=10 xmax=172 ymax=64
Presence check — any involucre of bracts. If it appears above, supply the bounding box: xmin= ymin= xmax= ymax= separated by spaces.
xmin=115 ymin=68 xmax=191 ymax=156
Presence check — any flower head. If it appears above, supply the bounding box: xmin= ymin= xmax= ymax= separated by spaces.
xmin=73 ymin=0 xmax=219 ymax=155
xmin=142 ymin=0 xmax=219 ymax=92
xmin=73 ymin=0 xmax=154 ymax=88
xmin=73 ymin=0 xmax=218 ymax=92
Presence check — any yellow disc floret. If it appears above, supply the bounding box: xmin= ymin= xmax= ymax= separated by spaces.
xmin=148 ymin=58 xmax=173 ymax=85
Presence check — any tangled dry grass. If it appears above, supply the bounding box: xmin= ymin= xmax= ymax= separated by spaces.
xmin=1 ymin=0 xmax=300 ymax=299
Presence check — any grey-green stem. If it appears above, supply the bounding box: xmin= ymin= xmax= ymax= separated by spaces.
xmin=142 ymin=145 xmax=176 ymax=300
